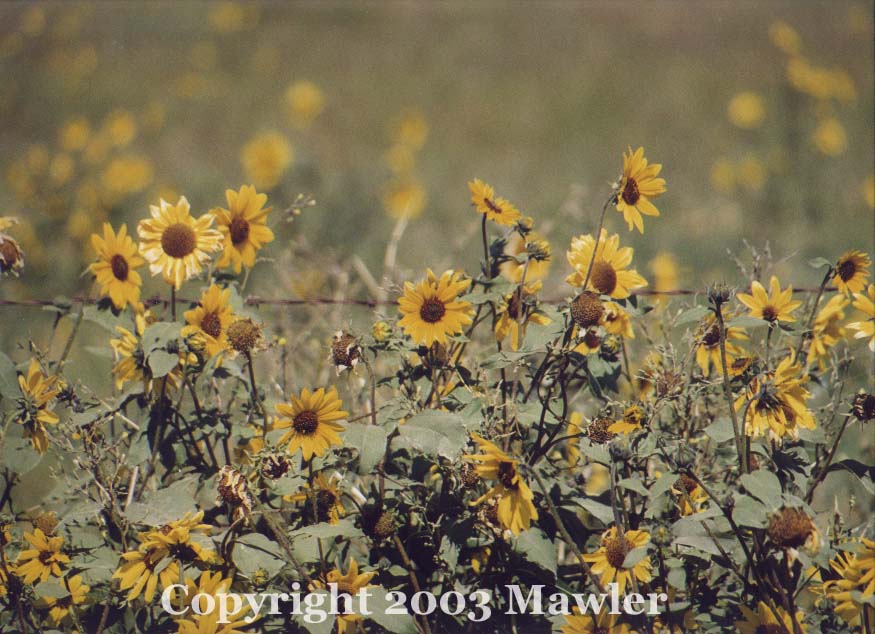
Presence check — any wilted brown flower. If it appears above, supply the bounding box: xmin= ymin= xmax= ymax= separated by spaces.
xmin=216 ymin=465 xmax=253 ymax=521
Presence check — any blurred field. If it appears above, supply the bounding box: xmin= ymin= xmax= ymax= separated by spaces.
xmin=0 ymin=1 xmax=873 ymax=342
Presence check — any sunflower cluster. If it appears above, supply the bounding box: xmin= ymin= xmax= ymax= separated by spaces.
xmin=0 ymin=136 xmax=872 ymax=634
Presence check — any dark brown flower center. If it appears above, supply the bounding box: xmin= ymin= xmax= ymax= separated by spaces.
xmin=498 ymin=461 xmax=518 ymax=489
xmin=761 ymin=305 xmax=778 ymax=322
xmin=484 ymin=197 xmax=501 ymax=213
xmin=0 ymin=237 xmax=22 ymax=271
xmin=702 ymin=324 xmax=721 ymax=348
xmin=587 ymin=418 xmax=615 ymax=444
xmin=571 ymin=291 xmax=604 ymax=328
xmin=506 ymin=293 xmax=521 ymax=320
xmin=161 ymin=223 xmax=197 ymax=258
xmin=419 ymin=297 xmax=446 ymax=323
xmin=38 ymin=550 xmax=55 ymax=564
xmin=293 ymin=410 xmax=319 ymax=435
xmin=229 ymin=217 xmax=250 ymax=246
xmin=200 ymin=311 xmax=222 ymax=338
xmin=110 ymin=254 xmax=129 ymax=281
xmin=767 ymin=507 xmax=813 ymax=549
xmin=604 ymin=536 xmax=631 ymax=568
xmin=316 ymin=490 xmax=338 ymax=522
xmin=676 ymin=474 xmax=698 ymax=494
xmin=837 ymin=259 xmax=857 ymax=282
xmin=590 ymin=261 xmax=618 ymax=296
xmin=621 ymin=177 xmax=640 ymax=205
xmin=852 ymin=393 xmax=875 ymax=422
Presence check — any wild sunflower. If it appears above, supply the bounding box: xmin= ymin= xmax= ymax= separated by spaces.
xmin=0 ymin=216 xmax=25 ymax=276
xmin=737 ymin=275 xmax=801 ymax=323
xmin=111 ymin=311 xmax=184 ymax=394
xmin=823 ymin=538 xmax=875 ymax=625
xmin=89 ymin=223 xmax=144 ymax=310
xmin=113 ymin=549 xmax=180 ymax=603
xmin=397 ymin=269 xmax=474 ymax=346
xmin=735 ymin=351 xmax=815 ymax=439
xmin=284 ymin=472 xmax=345 ymax=524
xmin=565 ymin=412 xmax=584 ymax=467
xmin=463 ymin=434 xmax=538 ymax=535
xmin=494 ymin=283 xmax=552 ymax=351
xmin=499 ymin=231 xmax=552 ymax=284
xmin=468 ymin=178 xmax=522 ymax=227
xmin=807 ymin=294 xmax=847 ymax=370
xmin=182 ymin=284 xmax=235 ymax=359
xmin=566 ymin=229 xmax=648 ymax=299
xmin=735 ymin=601 xmax=806 ymax=634
xmin=582 ymin=526 xmax=652 ymax=594
xmin=615 ymin=146 xmax=666 ymax=234
xmin=15 ymin=358 xmax=60 ymax=454
xmin=695 ymin=315 xmax=748 ymax=376
xmin=15 ymin=528 xmax=70 ymax=584
xmin=311 ymin=558 xmax=377 ymax=634
xmin=671 ymin=474 xmax=708 ymax=516
xmin=608 ymin=404 xmax=647 ymax=435
xmin=834 ymin=250 xmax=871 ymax=295
xmin=602 ymin=301 xmax=634 ymax=339
xmin=177 ymin=571 xmax=252 ymax=634
xmin=211 ymin=185 xmax=274 ymax=273
xmin=36 ymin=574 xmax=90 ymax=626
xmin=275 ymin=387 xmax=348 ymax=461
xmin=562 ymin=610 xmax=631 ymax=634
xmin=137 ymin=196 xmax=223 ymax=289
xmin=849 ymin=284 xmax=875 ymax=351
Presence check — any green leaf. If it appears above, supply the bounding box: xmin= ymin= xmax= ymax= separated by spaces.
xmin=618 ymin=477 xmax=649 ymax=496
xmin=232 ymin=532 xmax=285 ymax=579
xmin=732 ymin=494 xmax=769 ymax=528
xmin=367 ymin=591 xmax=419 ymax=634
xmin=83 ymin=305 xmax=120 ymax=333
xmin=343 ymin=423 xmax=388 ymax=474
xmin=125 ymin=476 xmax=199 ymax=525
xmin=623 ymin=546 xmax=649 ymax=568
xmin=147 ymin=350 xmax=179 ymax=378
xmin=808 ymin=257 xmax=832 ymax=269
xmin=290 ymin=519 xmax=362 ymax=541
xmin=649 ymin=472 xmax=677 ymax=501
xmin=513 ymin=529 xmax=557 ymax=575
xmin=740 ymin=469 xmax=782 ymax=505
xmin=727 ymin=316 xmax=769 ymax=329
xmin=704 ymin=418 xmax=736 ymax=444
xmin=142 ymin=321 xmax=181 ymax=353
xmin=0 ymin=351 xmax=20 ymax=410
xmin=395 ymin=410 xmax=468 ymax=460
xmin=575 ymin=499 xmax=615 ymax=525
xmin=676 ymin=305 xmax=709 ymax=326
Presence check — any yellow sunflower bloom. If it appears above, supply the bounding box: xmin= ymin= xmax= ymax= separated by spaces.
xmin=566 ymin=229 xmax=648 ymax=299
xmin=14 ymin=528 xmax=70 ymax=584
xmin=807 ymin=294 xmax=847 ymax=370
xmin=695 ymin=315 xmax=748 ymax=377
xmin=468 ymin=178 xmax=522 ymax=227
xmin=737 ymin=275 xmax=802 ymax=323
xmin=89 ymin=222 xmax=144 ymax=310
xmin=735 ymin=601 xmax=806 ymax=634
xmin=615 ymin=146 xmax=666 ymax=234
xmin=275 ymin=387 xmax=348 ymax=461
xmin=849 ymin=284 xmax=875 ymax=351
xmin=463 ymin=434 xmax=538 ymax=535
xmin=182 ymin=284 xmax=235 ymax=358
xmin=494 ymin=282 xmax=552 ymax=351
xmin=582 ymin=526 xmax=652 ymax=595
xmin=311 ymin=558 xmax=377 ymax=634
xmin=823 ymin=538 xmax=875 ymax=625
xmin=111 ymin=311 xmax=185 ymax=394
xmin=499 ymin=231 xmax=552 ymax=284
xmin=177 ymin=571 xmax=253 ymax=634
xmin=566 ymin=412 xmax=584 ymax=467
xmin=834 ymin=250 xmax=871 ymax=295
xmin=211 ymin=185 xmax=274 ymax=273
xmin=397 ymin=269 xmax=474 ymax=346
xmin=113 ymin=550 xmax=180 ymax=603
xmin=138 ymin=196 xmax=223 ymax=289
xmin=284 ymin=472 xmax=346 ymax=524
xmin=735 ymin=350 xmax=815 ymax=439
xmin=671 ymin=474 xmax=708 ymax=516
xmin=15 ymin=358 xmax=61 ymax=454
xmin=36 ymin=574 xmax=90 ymax=626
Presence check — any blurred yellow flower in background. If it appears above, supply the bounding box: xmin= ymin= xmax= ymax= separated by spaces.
xmin=382 ymin=179 xmax=426 ymax=219
xmin=103 ymin=109 xmax=138 ymax=147
xmin=769 ymin=20 xmax=802 ymax=55
xmin=242 ymin=132 xmax=293 ymax=190
xmin=285 ymin=80 xmax=325 ymax=129
xmin=101 ymin=155 xmax=154 ymax=198
xmin=813 ymin=117 xmax=847 ymax=156
xmin=728 ymin=91 xmax=766 ymax=129
xmin=59 ymin=117 xmax=91 ymax=152
xmin=736 ymin=155 xmax=767 ymax=193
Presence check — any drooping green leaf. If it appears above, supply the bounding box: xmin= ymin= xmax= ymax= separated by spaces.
xmin=740 ymin=469 xmax=782 ymax=505
xmin=232 ymin=532 xmax=286 ymax=579
xmin=513 ymin=529 xmax=557 ymax=575
xmin=395 ymin=410 xmax=468 ymax=460
xmin=343 ymin=423 xmax=388 ymax=474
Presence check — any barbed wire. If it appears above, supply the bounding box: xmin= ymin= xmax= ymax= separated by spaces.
xmin=0 ymin=286 xmax=838 ymax=309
